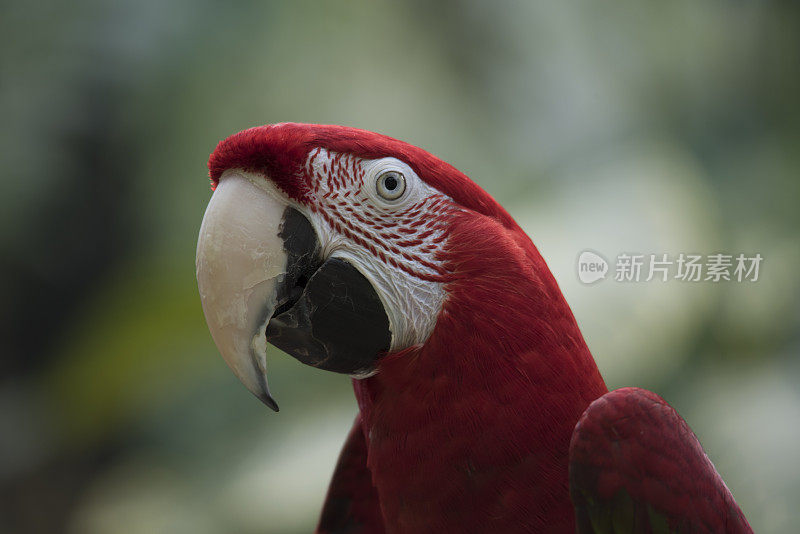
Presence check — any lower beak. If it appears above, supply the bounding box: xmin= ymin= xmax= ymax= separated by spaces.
xmin=196 ymin=171 xmax=391 ymax=411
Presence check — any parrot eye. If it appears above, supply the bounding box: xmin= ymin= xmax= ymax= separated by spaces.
xmin=376 ymin=170 xmax=406 ymax=201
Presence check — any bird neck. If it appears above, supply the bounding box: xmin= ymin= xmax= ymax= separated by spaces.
xmin=352 ymin=215 xmax=608 ymax=532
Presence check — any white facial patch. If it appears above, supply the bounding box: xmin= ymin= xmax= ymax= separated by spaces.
xmin=299 ymin=148 xmax=462 ymax=353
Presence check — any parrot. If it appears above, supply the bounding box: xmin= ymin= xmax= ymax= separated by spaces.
xmin=195 ymin=123 xmax=753 ymax=533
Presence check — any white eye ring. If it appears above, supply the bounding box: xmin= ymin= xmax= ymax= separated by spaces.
xmin=376 ymin=170 xmax=406 ymax=201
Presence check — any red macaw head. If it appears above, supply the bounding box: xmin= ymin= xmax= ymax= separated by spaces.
xmin=197 ymin=123 xmax=564 ymax=410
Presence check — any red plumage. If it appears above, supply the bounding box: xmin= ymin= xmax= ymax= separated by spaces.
xmin=352 ymin=206 xmax=607 ymax=532
xmin=570 ymin=388 xmax=752 ymax=533
xmin=208 ymin=123 xmax=752 ymax=533
xmin=317 ymin=414 xmax=385 ymax=534
xmin=208 ymin=123 xmax=516 ymax=230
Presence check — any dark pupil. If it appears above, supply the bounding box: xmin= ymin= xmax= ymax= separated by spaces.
xmin=384 ymin=175 xmax=398 ymax=191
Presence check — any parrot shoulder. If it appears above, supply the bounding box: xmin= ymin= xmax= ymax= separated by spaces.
xmin=568 ymin=387 xmax=752 ymax=534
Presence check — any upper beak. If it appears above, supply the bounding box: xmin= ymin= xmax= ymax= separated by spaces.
xmin=196 ymin=172 xmax=287 ymax=411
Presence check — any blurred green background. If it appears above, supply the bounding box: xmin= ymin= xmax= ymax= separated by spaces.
xmin=1 ymin=1 xmax=798 ymax=532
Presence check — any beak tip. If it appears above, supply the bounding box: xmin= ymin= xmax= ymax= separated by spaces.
xmin=256 ymin=391 xmax=280 ymax=412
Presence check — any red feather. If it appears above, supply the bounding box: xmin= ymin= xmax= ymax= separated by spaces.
xmin=569 ymin=387 xmax=752 ymax=533
xmin=352 ymin=209 xmax=607 ymax=532
xmin=317 ymin=414 xmax=385 ymax=534
xmin=207 ymin=123 xmax=517 ymax=230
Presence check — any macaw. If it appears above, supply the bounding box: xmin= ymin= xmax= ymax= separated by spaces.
xmin=195 ymin=123 xmax=752 ymax=533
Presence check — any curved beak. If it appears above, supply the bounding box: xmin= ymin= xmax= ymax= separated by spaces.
xmin=196 ymin=171 xmax=392 ymax=412
xmin=196 ymin=172 xmax=288 ymax=411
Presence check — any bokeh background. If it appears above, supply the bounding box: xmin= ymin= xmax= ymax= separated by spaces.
xmin=2 ymin=1 xmax=799 ymax=532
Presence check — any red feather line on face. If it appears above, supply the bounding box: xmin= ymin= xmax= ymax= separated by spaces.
xmin=302 ymin=147 xmax=459 ymax=283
